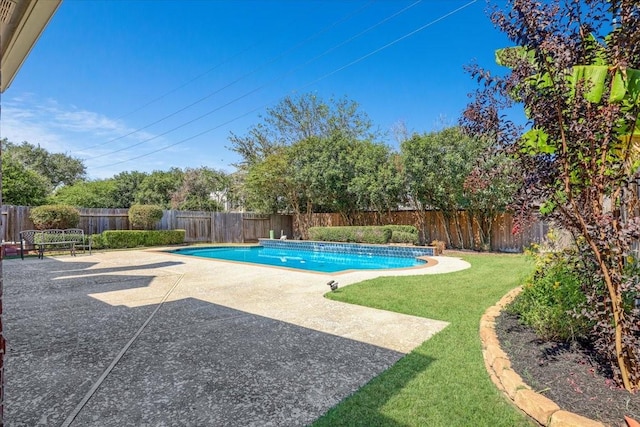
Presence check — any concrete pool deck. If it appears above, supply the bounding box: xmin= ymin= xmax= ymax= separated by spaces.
xmin=4 ymin=248 xmax=470 ymax=426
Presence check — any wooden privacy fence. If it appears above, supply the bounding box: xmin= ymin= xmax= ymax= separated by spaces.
xmin=304 ymin=210 xmax=551 ymax=253
xmin=1 ymin=205 xmax=548 ymax=251
xmin=0 ymin=206 xmax=293 ymax=244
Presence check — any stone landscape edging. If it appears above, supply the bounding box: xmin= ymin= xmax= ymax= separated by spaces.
xmin=480 ymin=287 xmax=606 ymax=427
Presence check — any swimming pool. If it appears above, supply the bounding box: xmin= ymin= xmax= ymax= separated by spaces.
xmin=170 ymin=245 xmax=428 ymax=273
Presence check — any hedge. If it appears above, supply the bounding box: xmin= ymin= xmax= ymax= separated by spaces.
xmin=29 ymin=204 xmax=80 ymax=230
xmin=308 ymin=225 xmax=418 ymax=245
xmin=129 ymin=204 xmax=164 ymax=230
xmin=91 ymin=229 xmax=185 ymax=249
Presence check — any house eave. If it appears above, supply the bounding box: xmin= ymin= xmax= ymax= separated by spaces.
xmin=0 ymin=0 xmax=61 ymax=92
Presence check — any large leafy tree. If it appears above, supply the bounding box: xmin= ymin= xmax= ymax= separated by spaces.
xmin=170 ymin=167 xmax=230 ymax=211
xmin=135 ymin=168 xmax=184 ymax=208
xmin=349 ymin=146 xmax=405 ymax=223
xmin=3 ymin=139 xmax=85 ymax=188
xmin=229 ymin=93 xmax=378 ymax=171
xmin=463 ymin=146 xmax=521 ymax=250
xmin=401 ymin=127 xmax=480 ymax=247
xmin=230 ymin=93 xmax=387 ymax=230
xmin=50 ymin=179 xmax=118 ymax=208
xmin=464 ymin=0 xmax=640 ymax=391
xmin=111 ymin=171 xmax=148 ymax=208
xmin=1 ymin=153 xmax=50 ymax=206
xmin=243 ymin=134 xmax=401 ymax=238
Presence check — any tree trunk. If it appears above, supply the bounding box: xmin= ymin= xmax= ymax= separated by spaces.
xmin=590 ymin=239 xmax=636 ymax=391
xmin=466 ymin=213 xmax=476 ymax=250
xmin=572 ymin=197 xmax=638 ymax=392
xmin=453 ymin=213 xmax=465 ymax=250
xmin=438 ymin=212 xmax=453 ymax=248
xmin=412 ymin=208 xmax=428 ymax=245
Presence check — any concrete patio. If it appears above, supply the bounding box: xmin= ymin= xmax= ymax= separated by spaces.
xmin=4 ymin=248 xmax=469 ymax=426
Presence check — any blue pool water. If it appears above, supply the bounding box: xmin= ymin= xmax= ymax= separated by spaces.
xmin=171 ymin=246 xmax=426 ymax=273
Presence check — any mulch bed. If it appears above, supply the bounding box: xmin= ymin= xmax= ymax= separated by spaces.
xmin=495 ymin=311 xmax=640 ymax=426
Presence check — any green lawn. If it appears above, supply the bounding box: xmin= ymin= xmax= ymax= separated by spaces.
xmin=312 ymin=253 xmax=536 ymax=427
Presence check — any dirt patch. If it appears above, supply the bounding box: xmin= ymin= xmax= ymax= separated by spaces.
xmin=495 ymin=311 xmax=640 ymax=426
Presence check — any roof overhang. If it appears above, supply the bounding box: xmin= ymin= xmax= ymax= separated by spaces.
xmin=0 ymin=0 xmax=61 ymax=92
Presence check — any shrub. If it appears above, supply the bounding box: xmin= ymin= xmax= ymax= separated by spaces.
xmin=30 ymin=204 xmax=80 ymax=230
xmin=509 ymin=247 xmax=593 ymax=341
xmin=308 ymin=226 xmax=393 ymax=244
xmin=390 ymin=231 xmax=418 ymax=244
xmin=100 ymin=229 xmax=185 ymax=249
xmin=386 ymin=225 xmax=418 ymax=234
xmin=129 ymin=204 xmax=163 ymax=230
xmin=90 ymin=233 xmax=105 ymax=249
xmin=430 ymin=240 xmax=446 ymax=255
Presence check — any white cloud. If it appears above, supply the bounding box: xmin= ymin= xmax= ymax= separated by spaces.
xmin=1 ymin=94 xmax=166 ymax=176
xmin=1 ymin=93 xmax=239 ymax=179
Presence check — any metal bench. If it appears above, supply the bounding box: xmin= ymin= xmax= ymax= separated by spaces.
xmin=19 ymin=228 xmax=91 ymax=259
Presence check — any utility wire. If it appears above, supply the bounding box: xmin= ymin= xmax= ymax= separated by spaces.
xmin=301 ymin=0 xmax=478 ymax=89
xmin=91 ymin=0 xmax=476 ymax=171
xmin=86 ymin=0 xmax=422 ymax=162
xmin=113 ymin=42 xmax=259 ymax=121
xmin=77 ymin=1 xmax=375 ymax=154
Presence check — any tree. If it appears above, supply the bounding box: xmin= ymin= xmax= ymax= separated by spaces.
xmin=111 ymin=171 xmax=148 ymax=208
xmin=170 ymin=167 xmax=229 ymax=211
xmin=463 ymin=0 xmax=640 ymax=391
xmin=347 ymin=143 xmax=404 ymax=223
xmin=230 ymin=93 xmax=384 ymax=231
xmin=50 ymin=180 xmax=118 ymax=208
xmin=463 ymin=143 xmax=521 ymax=250
xmin=135 ymin=168 xmax=184 ymax=208
xmin=3 ymin=139 xmax=86 ymax=188
xmin=401 ymin=127 xmax=479 ymax=247
xmin=229 ymin=93 xmax=378 ymax=170
xmin=1 ymin=153 xmax=50 ymax=206
xmin=242 ymin=132 xmax=400 ymax=238
xmin=244 ymin=148 xmax=294 ymax=214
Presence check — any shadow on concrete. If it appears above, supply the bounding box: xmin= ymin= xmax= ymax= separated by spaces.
xmin=5 ymin=259 xmax=185 ymax=300
xmin=4 ymin=257 xmax=435 ymax=426
xmin=44 ymin=260 xmax=185 ymax=275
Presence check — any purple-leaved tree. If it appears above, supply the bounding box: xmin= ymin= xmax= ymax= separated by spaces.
xmin=463 ymin=0 xmax=640 ymax=392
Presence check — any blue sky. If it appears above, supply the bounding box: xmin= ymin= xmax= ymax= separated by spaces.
xmin=2 ymin=0 xmax=513 ymax=180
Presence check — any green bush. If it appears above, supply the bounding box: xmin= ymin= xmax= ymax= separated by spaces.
xmin=387 ymin=225 xmax=418 ymax=244
xmin=90 ymin=233 xmax=105 ymax=249
xmin=386 ymin=225 xmax=418 ymax=234
xmin=29 ymin=204 xmax=80 ymax=230
xmin=510 ymin=248 xmax=592 ymax=341
xmin=390 ymin=231 xmax=418 ymax=244
xmin=308 ymin=226 xmax=394 ymax=244
xmin=308 ymin=225 xmax=418 ymax=245
xmin=129 ymin=204 xmax=164 ymax=230
xmin=99 ymin=230 xmax=185 ymax=249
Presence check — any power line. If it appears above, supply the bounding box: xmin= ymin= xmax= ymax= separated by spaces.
xmin=91 ymin=1 xmax=477 ymax=171
xmin=302 ymin=0 xmax=478 ymax=89
xmin=86 ymin=0 xmax=423 ymax=163
xmin=77 ymin=1 xmax=375 ymax=155
xmin=113 ymin=42 xmax=259 ymax=121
